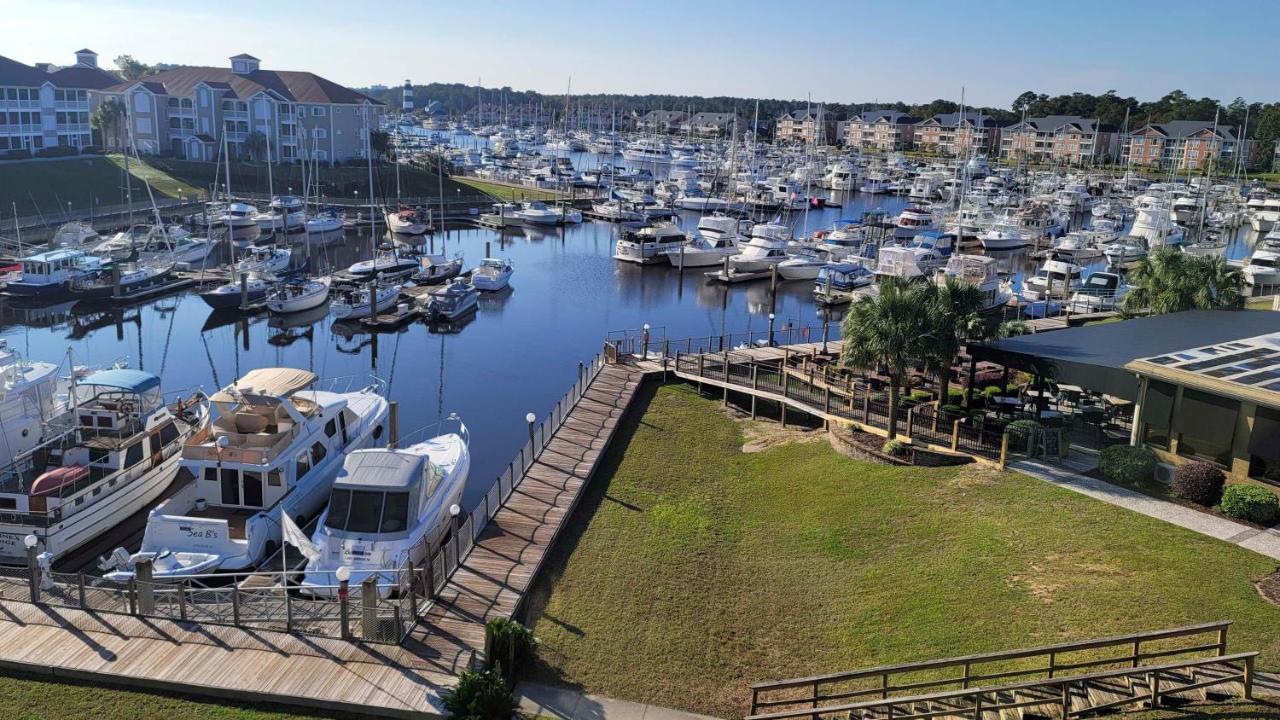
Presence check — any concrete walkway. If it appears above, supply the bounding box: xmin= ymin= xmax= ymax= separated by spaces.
xmin=517 ymin=682 xmax=721 ymax=720
xmin=1012 ymin=453 xmax=1280 ymax=560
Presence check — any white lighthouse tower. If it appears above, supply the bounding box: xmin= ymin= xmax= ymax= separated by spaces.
xmin=402 ymin=80 xmax=413 ymax=113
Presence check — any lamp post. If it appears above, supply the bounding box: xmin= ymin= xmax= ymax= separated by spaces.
xmin=641 ymin=323 xmax=651 ymax=359
xmin=23 ymin=534 xmax=38 ymax=602
xmin=449 ymin=502 xmax=461 ymax=535
xmin=767 ymin=313 xmax=776 ymax=347
xmin=336 ymin=565 xmax=351 ymax=639
xmin=526 ymin=411 xmax=537 ymax=447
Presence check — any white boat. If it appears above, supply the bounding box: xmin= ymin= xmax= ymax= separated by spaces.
xmin=385 ymin=207 xmax=430 ymax=235
xmin=93 ymin=224 xmax=191 ymax=259
xmin=672 ymin=190 xmax=729 ymax=212
xmin=874 ymin=246 xmax=930 ymax=282
xmin=49 ymin=221 xmax=100 ymax=249
xmin=893 ymin=204 xmax=935 ymax=240
xmin=614 ymin=223 xmax=686 ymax=265
xmin=937 ymin=254 xmax=1012 ymax=312
xmin=729 ymin=223 xmax=792 ymax=273
xmin=420 ymin=279 xmax=479 ymax=320
xmin=514 ymin=201 xmax=561 ymax=226
xmin=1021 ymin=259 xmax=1083 ymax=301
xmin=590 ymin=200 xmax=643 ymax=222
xmin=216 ymin=202 xmax=259 ymax=229
xmin=200 ymin=271 xmax=278 ymax=310
xmin=331 ymin=282 xmax=402 ymax=319
xmin=5 ymin=249 xmax=108 ymax=299
xmin=237 ymin=246 xmax=292 ymax=275
xmin=104 ymin=368 xmax=388 ymax=580
xmin=348 ymin=246 xmax=420 ymax=281
xmin=1103 ymin=236 xmax=1148 ymax=267
xmin=410 ymin=254 xmax=465 ymax=285
xmin=1243 ymin=248 xmax=1280 ymax=287
xmin=470 ymin=257 xmax=514 ymax=291
xmin=859 ymin=172 xmax=891 ymax=194
xmin=1052 ymin=231 xmax=1104 ymax=261
xmin=0 ymin=369 xmax=208 ymax=564
xmin=1069 ymin=271 xmax=1129 ymax=311
xmin=813 ymin=260 xmax=875 ymax=304
xmin=305 ymin=208 xmax=345 ymax=235
xmin=664 ymin=232 xmax=740 ymax=269
xmin=0 ymin=342 xmax=74 ymax=473
xmin=777 ymin=250 xmax=829 ymax=281
xmin=299 ymin=415 xmax=469 ymax=596
xmin=267 ymin=277 xmax=331 ymax=314
xmin=621 ymin=140 xmax=671 ymax=163
xmin=979 ymin=223 xmax=1026 ymax=251
xmin=1130 ymin=199 xmax=1185 ymax=248
xmin=253 ymin=196 xmax=307 ymax=232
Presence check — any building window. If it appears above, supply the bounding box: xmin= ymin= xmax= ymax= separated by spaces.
xmin=1142 ymin=380 xmax=1176 ymax=450
xmin=311 ymin=106 xmax=326 ymax=117
xmin=1174 ymin=389 xmax=1238 ymax=466
xmin=314 ymin=128 xmax=326 ymax=139
xmin=137 ymin=117 xmax=152 ymax=134
xmin=134 ymin=92 xmax=150 ymax=112
xmin=1248 ymin=406 xmax=1280 ymax=484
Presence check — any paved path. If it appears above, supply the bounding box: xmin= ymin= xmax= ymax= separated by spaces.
xmin=518 ymin=682 xmax=722 ymax=720
xmin=1012 ymin=453 xmax=1280 ymax=560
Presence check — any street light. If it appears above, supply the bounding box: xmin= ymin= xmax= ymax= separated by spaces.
xmin=767 ymin=313 xmax=776 ymax=346
xmin=642 ymin=323 xmax=651 ymax=359
xmin=336 ymin=565 xmax=351 ymax=639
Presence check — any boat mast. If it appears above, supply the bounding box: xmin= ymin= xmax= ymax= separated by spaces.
xmin=365 ymin=104 xmax=377 ymax=244
xmin=223 ymin=131 xmax=234 ymax=247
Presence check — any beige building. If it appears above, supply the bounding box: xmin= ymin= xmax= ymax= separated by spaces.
xmin=1000 ymin=116 xmax=1119 ymax=165
xmin=1122 ymin=121 xmax=1249 ymax=172
xmin=0 ymin=49 xmax=119 ymax=155
xmin=634 ymin=110 xmax=687 ymax=134
xmin=679 ymin=112 xmax=741 ymax=138
xmin=844 ymin=110 xmax=917 ymax=151
xmin=99 ymin=54 xmax=383 ymax=165
xmin=914 ymin=113 xmax=1000 ymax=156
xmin=775 ymin=110 xmax=839 ymax=145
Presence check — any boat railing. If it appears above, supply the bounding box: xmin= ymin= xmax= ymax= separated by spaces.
xmin=395 ymin=413 xmax=468 ymax=449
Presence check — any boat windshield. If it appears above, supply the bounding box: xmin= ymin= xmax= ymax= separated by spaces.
xmin=325 ymin=488 xmax=410 ymax=533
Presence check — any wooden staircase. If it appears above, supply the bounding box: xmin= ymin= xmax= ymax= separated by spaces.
xmin=747 ymin=622 xmax=1256 ymax=720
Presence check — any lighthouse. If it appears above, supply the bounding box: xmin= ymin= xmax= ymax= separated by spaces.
xmin=402 ymin=80 xmax=413 ymax=112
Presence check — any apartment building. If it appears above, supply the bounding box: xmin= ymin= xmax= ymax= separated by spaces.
xmin=634 ymin=110 xmax=687 ymax=134
xmin=999 ymin=115 xmax=1119 ymax=165
xmin=0 ymin=49 xmax=119 ymax=155
xmin=100 ymin=54 xmax=383 ymax=165
xmin=844 ymin=109 xmax=917 ymax=151
xmin=775 ymin=109 xmax=839 ymax=145
xmin=913 ymin=113 xmax=1000 ymax=156
xmin=1122 ymin=121 xmax=1250 ymax=172
xmin=679 ymin=112 xmax=741 ymax=138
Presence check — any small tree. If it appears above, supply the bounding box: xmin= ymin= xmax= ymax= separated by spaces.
xmin=842 ymin=279 xmax=930 ymax=439
xmin=921 ymin=277 xmax=990 ymax=409
xmin=91 ymin=97 xmax=127 ymax=150
xmin=244 ymin=131 xmax=268 ymax=162
xmin=113 ymin=54 xmax=154 ymax=81
xmin=1123 ymin=247 xmax=1244 ymax=316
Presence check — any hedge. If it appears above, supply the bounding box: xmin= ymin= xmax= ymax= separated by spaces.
xmin=1220 ymin=485 xmax=1280 ymax=525
xmin=1097 ymin=445 xmax=1156 ymax=486
xmin=1171 ymin=461 xmax=1226 ymax=506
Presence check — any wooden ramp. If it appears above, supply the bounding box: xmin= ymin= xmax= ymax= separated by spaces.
xmin=0 ymin=362 xmax=647 ymax=718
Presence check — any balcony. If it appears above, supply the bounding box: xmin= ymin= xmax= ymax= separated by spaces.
xmin=56 ymin=123 xmax=90 ymax=134
xmin=54 ymin=100 xmax=89 ymax=111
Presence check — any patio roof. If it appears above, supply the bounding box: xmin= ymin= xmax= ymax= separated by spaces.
xmin=968 ymin=310 xmax=1280 ymax=400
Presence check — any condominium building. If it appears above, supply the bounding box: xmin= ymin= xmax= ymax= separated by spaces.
xmin=844 ymin=110 xmax=918 ymax=151
xmin=679 ymin=112 xmax=742 ymax=138
xmin=1121 ymin=121 xmax=1250 ymax=172
xmin=634 ymin=110 xmax=687 ymax=134
xmin=999 ymin=115 xmax=1119 ymax=165
xmin=99 ymin=54 xmax=383 ymax=164
xmin=913 ymin=113 xmax=1000 ymax=156
xmin=775 ymin=109 xmax=839 ymax=145
xmin=0 ymin=49 xmax=119 ymax=154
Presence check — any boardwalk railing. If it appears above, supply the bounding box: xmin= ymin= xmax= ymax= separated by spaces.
xmin=606 ymin=324 xmax=837 ymax=360
xmin=749 ymin=621 xmax=1248 ymax=719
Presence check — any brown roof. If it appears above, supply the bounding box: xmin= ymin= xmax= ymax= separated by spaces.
xmin=107 ymin=65 xmax=379 ymax=105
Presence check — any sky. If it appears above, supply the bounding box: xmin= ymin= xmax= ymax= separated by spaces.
xmin=3 ymin=0 xmax=1279 ymax=108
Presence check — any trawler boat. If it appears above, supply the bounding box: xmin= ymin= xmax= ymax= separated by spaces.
xmin=299 ymin=415 xmax=469 ymax=596
xmin=420 ymin=279 xmax=479 ymax=320
xmin=470 ymin=257 xmax=514 ymax=291
xmin=216 ymin=202 xmax=259 ymax=229
xmin=777 ymin=250 xmax=829 ymax=281
xmin=1069 ymin=272 xmax=1129 ymax=311
xmin=237 ymin=246 xmax=292 ymax=275
xmin=893 ymin=204 xmax=936 ymax=240
xmin=200 ymin=271 xmax=277 ymax=310
xmin=901 ymin=231 xmax=954 ymax=269
xmin=873 ymin=246 xmax=930 ymax=282
xmin=859 ymin=172 xmax=891 ymax=194
xmin=50 ymin=221 xmax=100 ymax=249
xmin=664 ymin=232 xmax=740 ymax=269
xmin=1130 ymin=199 xmax=1185 ymax=248
xmin=0 ymin=369 xmax=208 ymax=564
xmin=614 ymin=223 xmax=686 ymax=264
xmin=348 ymin=245 xmax=419 ymax=281
xmin=4 ymin=249 xmax=108 ymax=299
xmin=1103 ymin=236 xmax=1149 ymax=267
xmin=936 ymin=254 xmax=1012 ymax=312
xmin=729 ymin=223 xmax=792 ymax=273
xmin=104 ymin=368 xmax=388 ymax=580
xmin=1243 ymin=249 xmax=1280 ymax=287
xmin=0 ymin=342 xmax=74 ymax=473
xmin=266 ymin=277 xmax=331 ymax=314
xmin=979 ymin=223 xmax=1026 ymax=251
xmin=385 ymin=207 xmax=430 ymax=235
xmin=813 ymin=260 xmax=874 ymax=304
xmin=69 ymin=261 xmax=176 ymax=302
xmin=331 ymin=281 xmax=401 ymax=319
xmin=1021 ymin=259 xmax=1083 ymax=301
xmin=253 ymin=196 xmax=307 ymax=232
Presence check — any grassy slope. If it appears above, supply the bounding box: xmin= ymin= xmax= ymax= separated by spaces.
xmin=0 ymin=672 xmax=321 ymax=720
xmin=524 ymin=384 xmax=1280 ymax=718
xmin=452 ymin=176 xmax=560 ymax=202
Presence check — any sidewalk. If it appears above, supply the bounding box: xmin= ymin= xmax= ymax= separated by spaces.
xmin=517 ymin=682 xmax=722 ymax=720
xmin=1012 ymin=453 xmax=1280 ymax=560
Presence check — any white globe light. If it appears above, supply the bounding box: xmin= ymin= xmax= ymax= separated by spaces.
xmin=335 ymin=566 xmax=351 ymax=582
xmin=525 ymin=412 xmax=536 ymax=424
xmin=23 ymin=534 xmax=37 ymax=549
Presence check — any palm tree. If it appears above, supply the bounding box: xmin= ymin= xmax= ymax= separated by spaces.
xmin=244 ymin=131 xmax=268 ymax=162
xmin=91 ymin=98 xmax=126 ymax=150
xmin=1123 ymin=247 xmax=1243 ymax=316
xmin=922 ymin=278 xmax=990 ymax=408
xmin=841 ymin=279 xmax=931 ymax=439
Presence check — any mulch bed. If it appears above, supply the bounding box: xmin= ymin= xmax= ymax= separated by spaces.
xmin=829 ymin=425 xmax=971 ymax=468
xmin=1085 ymin=468 xmax=1280 ymax=532
xmin=1256 ymin=569 xmax=1280 ymax=607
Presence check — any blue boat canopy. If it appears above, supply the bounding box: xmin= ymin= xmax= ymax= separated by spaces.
xmin=82 ymin=368 xmax=161 ymax=394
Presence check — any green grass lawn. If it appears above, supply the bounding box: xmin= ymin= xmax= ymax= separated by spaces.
xmin=452 ymin=176 xmax=561 ymax=202
xmin=523 ymin=383 xmax=1280 ymax=718
xmin=0 ymin=671 xmax=323 ymax=720
xmin=1120 ymin=701 xmax=1280 ymax=718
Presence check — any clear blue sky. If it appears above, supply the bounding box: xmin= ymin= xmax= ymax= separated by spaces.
xmin=5 ymin=0 xmax=1278 ymax=107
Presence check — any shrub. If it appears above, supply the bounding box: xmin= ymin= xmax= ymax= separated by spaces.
xmin=80 ymin=145 xmax=104 ymax=155
xmin=1098 ymin=446 xmax=1157 ymax=486
xmin=441 ymin=668 xmax=519 ymax=720
xmin=940 ymin=404 xmax=966 ymax=418
xmin=905 ymin=389 xmax=932 ymax=405
xmin=1006 ymin=420 xmax=1043 ymax=450
xmin=484 ymin=618 xmax=538 ymax=684
xmin=1220 ymin=485 xmax=1280 ymax=525
xmin=1 ymin=149 xmax=31 ymax=160
xmin=882 ymin=439 xmax=909 ymax=457
xmin=1171 ymin=461 xmax=1226 ymax=506
xmin=946 ymin=388 xmax=966 ymax=406
xmin=35 ymin=146 xmax=77 ymax=158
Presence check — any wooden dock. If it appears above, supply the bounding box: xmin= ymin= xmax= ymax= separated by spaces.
xmin=0 ymin=360 xmax=648 ymax=718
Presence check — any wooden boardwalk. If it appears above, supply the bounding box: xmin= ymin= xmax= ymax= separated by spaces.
xmin=0 ymin=363 xmax=647 ymax=718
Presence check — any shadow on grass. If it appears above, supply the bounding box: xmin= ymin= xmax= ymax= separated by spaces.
xmin=519 ymin=379 xmax=662 ymax=691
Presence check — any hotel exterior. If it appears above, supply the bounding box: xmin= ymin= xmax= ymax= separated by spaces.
xmin=99 ymin=54 xmax=383 ymax=165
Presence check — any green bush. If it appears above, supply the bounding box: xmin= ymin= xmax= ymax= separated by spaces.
xmin=1220 ymin=485 xmax=1280 ymax=525
xmin=882 ymin=439 xmax=909 ymax=457
xmin=1007 ymin=419 xmax=1042 ymax=441
xmin=484 ymin=618 xmax=538 ymax=684
xmin=441 ymin=668 xmax=519 ymax=720
xmin=940 ymin=404 xmax=966 ymax=417
xmin=1098 ymin=446 xmax=1157 ymax=486
xmin=946 ymin=388 xmax=966 ymax=405
xmin=1171 ymin=461 xmax=1226 ymax=506
xmin=34 ymin=146 xmax=77 ymax=158
xmin=982 ymin=385 xmax=1004 ymax=399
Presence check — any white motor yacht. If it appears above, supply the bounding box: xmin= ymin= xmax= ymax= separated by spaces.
xmin=217 ymin=202 xmax=259 ymax=229
xmin=470 ymin=257 xmax=514 ymax=291
xmin=979 ymin=223 xmax=1026 ymax=251
xmin=936 ymin=254 xmax=1013 ymax=312
xmin=729 ymin=223 xmax=792 ymax=273
xmin=420 ymin=280 xmax=480 ymax=320
xmin=237 ymin=246 xmax=292 ymax=275
xmin=1069 ymin=271 xmax=1129 ymax=311
xmin=348 ymin=245 xmax=420 ymax=281
xmin=385 ymin=207 xmax=430 ymax=235
xmin=1103 ymin=236 xmax=1148 ymax=267
xmin=0 ymin=342 xmax=74 ymax=473
xmin=253 ymin=196 xmax=307 ymax=232
xmin=50 ymin=221 xmax=100 ymax=249
xmin=331 ymin=281 xmax=402 ymax=319
xmin=299 ymin=415 xmax=469 ymax=596
xmin=104 ymin=368 xmax=387 ymax=580
xmin=614 ymin=223 xmax=686 ymax=265
xmin=1243 ymin=248 xmax=1280 ymax=287
xmin=893 ymin=204 xmax=935 ymax=240
xmin=1022 ymin=259 xmax=1083 ymax=301
xmin=777 ymin=250 xmax=829 ymax=281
